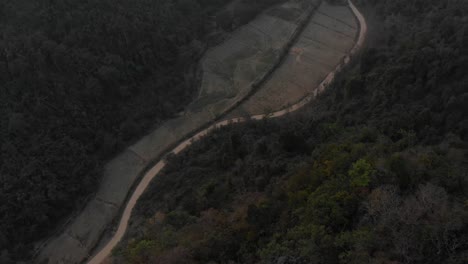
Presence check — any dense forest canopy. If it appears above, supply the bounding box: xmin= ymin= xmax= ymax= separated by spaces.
xmin=115 ymin=0 xmax=468 ymax=263
xmin=0 ymin=0 xmax=284 ymax=261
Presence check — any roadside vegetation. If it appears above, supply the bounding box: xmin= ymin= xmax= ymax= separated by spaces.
xmin=0 ymin=0 xmax=284 ymax=261
xmin=115 ymin=0 xmax=468 ymax=263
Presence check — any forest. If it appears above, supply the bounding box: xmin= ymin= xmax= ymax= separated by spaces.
xmin=0 ymin=0 xmax=284 ymax=261
xmin=114 ymin=0 xmax=468 ymax=263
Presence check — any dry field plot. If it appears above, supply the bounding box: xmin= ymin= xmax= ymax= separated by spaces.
xmin=194 ymin=16 xmax=295 ymax=107
xmin=229 ymin=2 xmax=358 ymax=117
xmin=267 ymin=1 xmax=310 ymax=23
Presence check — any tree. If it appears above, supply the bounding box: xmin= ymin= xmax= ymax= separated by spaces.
xmin=348 ymin=159 xmax=373 ymax=188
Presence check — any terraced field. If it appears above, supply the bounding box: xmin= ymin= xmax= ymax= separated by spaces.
xmin=190 ymin=0 xmax=318 ymax=114
xmin=228 ymin=1 xmax=358 ymax=117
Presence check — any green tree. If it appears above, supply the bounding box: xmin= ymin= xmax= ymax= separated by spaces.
xmin=348 ymin=159 xmax=373 ymax=188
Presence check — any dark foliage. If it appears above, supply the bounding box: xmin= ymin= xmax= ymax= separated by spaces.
xmin=0 ymin=0 xmax=283 ymax=260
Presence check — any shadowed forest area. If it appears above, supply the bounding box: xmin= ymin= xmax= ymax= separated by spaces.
xmin=116 ymin=0 xmax=468 ymax=263
xmin=0 ymin=0 xmax=284 ymax=261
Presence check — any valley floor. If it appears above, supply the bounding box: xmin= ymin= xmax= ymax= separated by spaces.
xmin=37 ymin=1 xmax=361 ymax=263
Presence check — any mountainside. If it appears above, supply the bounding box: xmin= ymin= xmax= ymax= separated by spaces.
xmin=0 ymin=0 xmax=284 ymax=261
xmin=114 ymin=0 xmax=468 ymax=263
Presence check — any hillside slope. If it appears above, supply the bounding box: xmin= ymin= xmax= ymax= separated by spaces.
xmin=114 ymin=0 xmax=468 ymax=263
xmin=0 ymin=0 xmax=286 ymax=262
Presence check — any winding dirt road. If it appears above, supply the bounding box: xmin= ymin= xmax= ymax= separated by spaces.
xmin=87 ymin=1 xmax=367 ymax=263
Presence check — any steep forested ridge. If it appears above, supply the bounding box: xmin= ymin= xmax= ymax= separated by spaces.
xmin=117 ymin=0 xmax=468 ymax=263
xmin=344 ymin=0 xmax=468 ymax=143
xmin=0 ymin=0 xmax=283 ymax=261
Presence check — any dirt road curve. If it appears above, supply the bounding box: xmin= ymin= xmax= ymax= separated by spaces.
xmin=87 ymin=1 xmax=367 ymax=263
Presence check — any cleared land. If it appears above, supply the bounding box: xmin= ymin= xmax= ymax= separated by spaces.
xmin=36 ymin=1 xmax=318 ymax=263
xmin=228 ymin=1 xmax=357 ymax=117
